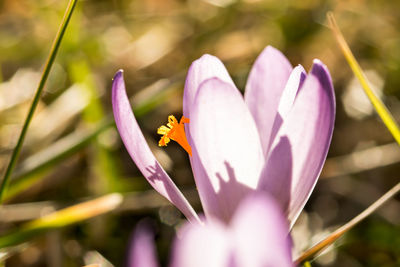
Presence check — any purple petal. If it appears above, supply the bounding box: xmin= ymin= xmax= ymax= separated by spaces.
xmin=244 ymin=46 xmax=293 ymax=157
xmin=256 ymin=136 xmax=293 ymax=214
xmin=277 ymin=65 xmax=307 ymax=118
xmin=256 ymin=66 xmax=306 ymax=213
xmin=172 ymin=194 xmax=293 ymax=267
xmin=189 ymin=78 xmax=264 ymax=223
xmin=171 ymin=220 xmax=231 ymax=267
xmin=128 ymin=222 xmax=159 ymax=267
xmin=269 ymin=65 xmax=307 ymax=149
xmin=258 ymin=60 xmax=335 ymax=226
xmin=112 ymin=70 xmax=199 ymax=223
xmin=182 ymin=55 xmax=235 ymax=221
xmin=183 ymin=54 xmax=235 ymax=118
xmin=232 ymin=194 xmax=293 ymax=267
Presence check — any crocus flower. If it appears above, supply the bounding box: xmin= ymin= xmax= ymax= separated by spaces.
xmin=112 ymin=45 xmax=335 ymax=226
xmin=129 ymin=194 xmax=293 ymax=267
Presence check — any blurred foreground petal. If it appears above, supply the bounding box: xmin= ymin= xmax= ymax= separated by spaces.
xmin=172 ymin=194 xmax=293 ymax=267
xmin=128 ymin=222 xmax=159 ymax=267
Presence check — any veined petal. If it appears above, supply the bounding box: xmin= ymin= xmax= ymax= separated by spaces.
xmin=112 ymin=70 xmax=199 ymax=223
xmin=189 ymin=78 xmax=264 ymax=223
xmin=244 ymin=46 xmax=293 ymax=157
xmin=171 ymin=220 xmax=231 ymax=267
xmin=183 ymin=54 xmax=235 ymax=118
xmin=128 ymin=222 xmax=159 ymax=267
xmin=258 ymin=60 xmax=335 ymax=226
xmin=232 ymin=194 xmax=293 ymax=267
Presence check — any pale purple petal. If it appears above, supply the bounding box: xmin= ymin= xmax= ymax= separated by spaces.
xmin=258 ymin=60 xmax=335 ymax=226
xmin=244 ymin=46 xmax=293 ymax=157
xmin=128 ymin=222 xmax=159 ymax=267
xmin=277 ymin=65 xmax=307 ymax=118
xmin=182 ymin=55 xmax=235 ymax=221
xmin=112 ymin=70 xmax=199 ymax=223
xmin=269 ymin=65 xmax=307 ymax=148
xmin=183 ymin=54 xmax=235 ymax=118
xmin=171 ymin=220 xmax=231 ymax=267
xmin=172 ymin=194 xmax=293 ymax=267
xmin=232 ymin=194 xmax=293 ymax=267
xmin=256 ymin=136 xmax=293 ymax=214
xmin=256 ymin=66 xmax=306 ymax=214
xmin=189 ymin=78 xmax=264 ymax=222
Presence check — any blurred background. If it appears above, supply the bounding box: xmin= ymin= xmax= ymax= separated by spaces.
xmin=0 ymin=0 xmax=399 ymax=266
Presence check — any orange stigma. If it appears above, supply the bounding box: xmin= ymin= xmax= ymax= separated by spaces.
xmin=157 ymin=115 xmax=192 ymax=156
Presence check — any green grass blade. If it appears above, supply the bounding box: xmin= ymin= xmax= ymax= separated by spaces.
xmin=327 ymin=12 xmax=400 ymax=146
xmin=0 ymin=0 xmax=79 ymax=202
xmin=3 ymin=118 xmax=113 ymax=201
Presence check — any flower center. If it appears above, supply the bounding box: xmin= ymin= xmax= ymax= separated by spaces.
xmin=157 ymin=115 xmax=192 ymax=156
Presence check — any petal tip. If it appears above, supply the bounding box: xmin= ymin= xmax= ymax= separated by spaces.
xmin=311 ymin=59 xmax=329 ymax=74
xmin=264 ymin=45 xmax=278 ymax=52
xmin=310 ymin=59 xmax=334 ymax=93
xmin=262 ymin=45 xmax=288 ymax=60
xmin=114 ymin=69 xmax=124 ymax=78
xmin=312 ymin=58 xmax=323 ymax=64
xmin=186 ymin=54 xmax=226 ymax=82
xmin=112 ymin=70 xmax=126 ymax=97
xmin=195 ymin=54 xmax=222 ymax=65
xmin=200 ymin=53 xmax=216 ymax=59
xmin=254 ymin=45 xmax=292 ymax=71
xmin=294 ymin=64 xmax=306 ymax=72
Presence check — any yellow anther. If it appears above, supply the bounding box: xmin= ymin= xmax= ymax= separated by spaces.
xmin=157 ymin=125 xmax=171 ymax=136
xmin=157 ymin=115 xmax=192 ymax=156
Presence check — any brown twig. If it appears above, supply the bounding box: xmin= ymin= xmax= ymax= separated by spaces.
xmin=295 ymin=182 xmax=400 ymax=264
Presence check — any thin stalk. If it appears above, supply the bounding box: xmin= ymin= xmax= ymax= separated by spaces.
xmin=327 ymin=12 xmax=400 ymax=145
xmin=295 ymin=182 xmax=400 ymax=264
xmin=3 ymin=118 xmax=113 ymax=201
xmin=0 ymin=0 xmax=78 ymax=201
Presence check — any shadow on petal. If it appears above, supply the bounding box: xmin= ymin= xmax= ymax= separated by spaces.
xmin=257 ymin=136 xmax=293 ymax=218
xmin=214 ymin=161 xmax=253 ymax=223
xmin=111 ymin=70 xmax=199 ymax=223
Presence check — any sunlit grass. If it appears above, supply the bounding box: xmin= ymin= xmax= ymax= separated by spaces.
xmin=0 ymin=193 xmax=122 ymax=248
xmin=294 ymin=13 xmax=400 ymax=263
xmin=328 ymin=12 xmax=400 ymax=146
xmin=0 ymin=0 xmax=78 ymax=202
